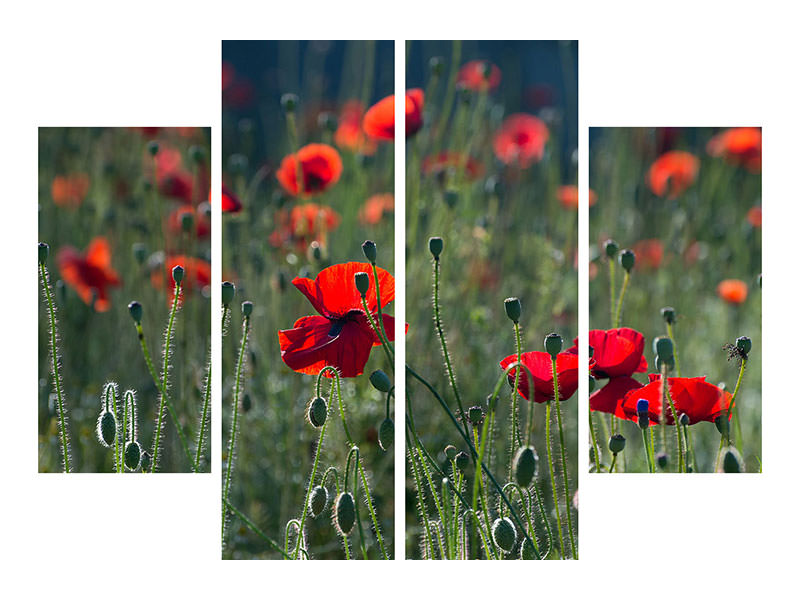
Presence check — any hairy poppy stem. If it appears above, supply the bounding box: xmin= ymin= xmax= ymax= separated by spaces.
xmin=641 ymin=428 xmax=655 ymax=473
xmin=614 ymin=271 xmax=630 ymax=328
xmin=589 ymin=409 xmax=602 ymax=472
xmin=371 ymin=263 xmax=394 ymax=365
xmin=666 ymin=322 xmax=682 ymax=377
xmin=360 ymin=295 xmax=394 ymax=373
xmin=551 ymin=357 xmax=577 ymax=558
xmin=728 ymin=358 xmax=747 ymax=455
xmin=194 ymin=352 xmax=211 ymax=472
xmin=407 ymin=446 xmax=436 ymax=559
xmin=608 ymin=259 xmax=616 ymax=326
xmin=545 ymin=401 xmax=565 ymax=557
xmin=224 ymin=500 xmax=292 ymax=559
xmin=608 ymin=453 xmax=617 ymax=473
xmin=682 ymin=422 xmax=694 ymax=472
xmin=663 ymin=377 xmax=684 ymax=472
xmin=508 ymin=322 xmax=524 ymax=479
xmin=40 ymin=261 xmax=71 ymax=473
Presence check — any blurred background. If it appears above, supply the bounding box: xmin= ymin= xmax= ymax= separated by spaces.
xmin=222 ymin=40 xmax=395 ymax=559
xmin=38 ymin=126 xmax=211 ymax=473
xmin=589 ymin=127 xmax=762 ymax=472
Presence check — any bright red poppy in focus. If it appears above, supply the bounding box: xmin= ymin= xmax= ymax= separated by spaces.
xmin=499 ymin=351 xmax=579 ymax=403
xmin=620 ymin=375 xmax=733 ymax=426
xmin=572 ymin=328 xmax=648 ymax=379
xmin=589 ymin=376 xmax=644 ymax=417
xmin=275 ymin=143 xmax=343 ymax=197
xmin=278 ymin=262 xmax=398 ymax=378
xmin=647 ymin=151 xmax=699 ymax=198
xmin=151 ymin=255 xmax=211 ymax=304
xmin=270 ymin=203 xmax=341 ymax=251
xmin=221 ymin=183 xmax=242 ymax=213
xmin=457 ymin=60 xmax=502 ymax=92
xmin=421 ymin=152 xmax=484 ymax=181
xmin=363 ymin=89 xmax=424 ymax=140
xmin=493 ymin=114 xmax=550 ymax=168
xmin=359 ymin=193 xmax=394 ymax=225
xmin=57 ymin=237 xmax=121 ymax=312
xmin=334 ymin=100 xmax=377 ymax=155
xmin=707 ymin=127 xmax=761 ymax=172
xmin=51 ymin=173 xmax=90 ymax=209
xmin=717 ymin=279 xmax=748 ymax=304
xmin=557 ymin=185 xmax=597 ymax=210
xmin=632 ymin=239 xmax=664 ymax=270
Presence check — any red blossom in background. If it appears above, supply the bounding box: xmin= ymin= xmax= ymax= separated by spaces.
xmin=620 ymin=375 xmax=733 ymax=425
xmin=167 ymin=205 xmax=210 ymax=238
xmin=51 ymin=173 xmax=90 ymax=209
xmin=457 ymin=60 xmax=502 ymax=92
xmin=421 ymin=152 xmax=484 ymax=181
xmin=275 ymin=143 xmax=343 ymax=197
xmin=707 ymin=127 xmax=761 ymax=172
xmin=632 ymin=239 xmax=664 ymax=270
xmin=557 ymin=185 xmax=596 ymax=210
xmin=151 ymin=255 xmax=211 ymax=304
xmin=279 ymin=262 xmax=398 ymax=378
xmin=493 ymin=114 xmax=550 ymax=168
xmin=221 ymin=183 xmax=242 ymax=213
xmin=334 ymin=100 xmax=377 ymax=155
xmin=363 ymin=89 xmax=424 ymax=140
xmin=359 ymin=193 xmax=394 ymax=225
xmin=717 ymin=279 xmax=748 ymax=304
xmin=57 ymin=236 xmax=121 ymax=312
xmin=269 ymin=203 xmax=341 ymax=251
xmin=647 ymin=150 xmax=699 ymax=198
xmin=747 ymin=206 xmax=762 ymax=228
xmin=499 ymin=351 xmax=579 ymax=403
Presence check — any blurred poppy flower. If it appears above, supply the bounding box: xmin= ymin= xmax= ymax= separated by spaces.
xmin=499 ymin=351 xmax=579 ymax=403
xmin=717 ymin=279 xmax=748 ymax=304
xmin=221 ymin=183 xmax=242 ymax=213
xmin=572 ymin=328 xmax=648 ymax=380
xmin=359 ymin=193 xmax=394 ymax=225
xmin=51 ymin=173 xmax=90 ymax=209
xmin=557 ymin=185 xmax=596 ymax=210
xmin=647 ymin=151 xmax=699 ymax=198
xmin=747 ymin=206 xmax=762 ymax=228
xmin=167 ymin=205 xmax=210 ymax=238
xmin=457 ymin=60 xmax=501 ymax=92
xmin=334 ymin=100 xmax=377 ymax=155
xmin=422 ymin=152 xmax=484 ymax=181
xmin=524 ymin=83 xmax=556 ymax=109
xmin=151 ymin=255 xmax=211 ymax=304
xmin=363 ymin=89 xmax=424 ymax=140
xmin=632 ymin=239 xmax=664 ymax=270
xmin=493 ymin=114 xmax=550 ymax=168
xmin=707 ymin=127 xmax=761 ymax=172
xmin=57 ymin=237 xmax=121 ymax=312
xmin=133 ymin=127 xmax=162 ymax=137
xmin=275 ymin=143 xmax=343 ymax=197
xmin=151 ymin=144 xmax=197 ymax=204
xmin=270 ymin=203 xmax=340 ymax=251
xmin=620 ymin=375 xmax=733 ymax=425
xmin=278 ymin=262 xmax=398 ymax=378
xmin=589 ymin=376 xmax=644 ymax=417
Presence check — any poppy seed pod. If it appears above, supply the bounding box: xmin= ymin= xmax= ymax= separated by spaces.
xmin=369 ymin=370 xmax=392 ymax=393
xmin=38 ymin=242 xmax=49 ymax=264
xmin=520 ymin=537 xmax=536 ymax=560
xmin=722 ymin=447 xmax=743 ymax=473
xmin=608 ymin=434 xmax=626 ymax=454
xmin=128 ymin=301 xmax=143 ymax=324
xmin=661 ymin=306 xmax=676 ymax=324
xmin=679 ymin=413 xmax=690 ymax=426
xmin=428 ymin=237 xmax=444 ymax=258
xmin=308 ymin=241 xmax=323 ymax=263
xmin=308 ymin=396 xmax=327 ymax=428
xmin=361 ymin=240 xmax=377 ymax=265
xmin=309 ymin=485 xmax=328 ymax=517
xmin=468 ymin=406 xmax=484 ymax=425
xmin=146 ymin=141 xmax=159 ymax=156
xmin=124 ymin=441 xmax=142 ymax=471
xmin=654 ymin=337 xmax=674 ymax=362
xmin=444 ymin=445 xmax=458 ymax=461
xmin=544 ymin=333 xmax=562 ymax=359
xmin=455 ymin=451 xmax=469 ymax=472
xmin=655 ymin=355 xmax=675 ymax=372
xmin=620 ymin=249 xmax=635 ymax=272
xmin=354 ymin=272 xmax=370 ymax=296
xmin=241 ymin=301 xmax=253 ymax=318
xmin=736 ymin=336 xmax=752 ymax=356
xmin=638 ymin=415 xmax=650 ymax=430
xmin=172 ymin=265 xmax=185 ymax=285
xmin=491 ymin=517 xmax=517 ymax=553
xmin=334 ymin=492 xmax=356 ymax=536
xmin=241 ymin=393 xmax=252 ymax=413
xmin=604 ymin=239 xmax=619 ymax=258
xmin=378 ymin=418 xmax=394 ymax=451
xmin=656 ymin=452 xmax=669 ymax=470
xmin=280 ymin=93 xmax=298 ymax=113
xmin=504 ymin=297 xmax=521 ymax=323
xmin=513 ymin=446 xmax=539 ymax=488
xmin=221 ymin=281 xmax=235 ymax=306
xmin=97 ymin=411 xmax=117 ymax=447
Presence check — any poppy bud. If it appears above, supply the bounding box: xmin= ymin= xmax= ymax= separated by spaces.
xmin=308 ymin=240 xmax=323 ymax=263
xmin=608 ymin=434 xmax=626 ymax=454
xmin=520 ymin=537 xmax=536 ymax=560
xmin=444 ymin=189 xmax=459 ymax=208
xmin=189 ymin=145 xmax=205 ymax=164
xmin=222 ymin=281 xmax=235 ymax=306
xmin=369 ymin=370 xmax=392 ymax=393
xmin=180 ymin=211 xmax=194 ymax=233
xmin=444 ymin=445 xmax=458 ymax=461
xmin=654 ymin=337 xmax=674 ymax=362
xmin=455 ymin=451 xmax=469 ymax=472
xmin=714 ymin=416 xmax=730 ymax=438
xmin=334 ymin=492 xmax=356 ymax=536
xmin=140 ymin=450 xmax=152 ymax=472
xmin=378 ymin=418 xmax=394 ymax=451
xmin=128 ymin=301 xmax=143 ymax=324
xmin=722 ymin=447 xmax=743 ymax=473
xmin=656 ymin=452 xmax=668 ymax=470
xmin=147 ymin=141 xmax=159 ymax=156
xmin=361 ymin=240 xmax=377 ymax=264
xmin=491 ymin=517 xmax=517 ymax=553
xmin=428 ymin=237 xmax=443 ymax=258
xmin=308 ymin=396 xmax=327 ymax=428
xmin=354 ymin=271 xmax=370 ymax=296
xmin=317 ymin=111 xmax=337 ymax=132
xmin=172 ymin=265 xmax=185 ymax=285
xmin=229 ymin=153 xmax=248 ymax=174
xmin=242 ymin=301 xmax=253 ymax=317
xmin=38 ymin=242 xmax=49 ymax=264
xmin=544 ymin=333 xmax=562 ymax=359
xmin=620 ymin=249 xmax=635 ymax=272
xmin=604 ymin=239 xmax=619 ymax=258
xmin=468 ymin=406 xmax=484 ymax=425
xmin=661 ymin=306 xmax=676 ymax=324
xmin=656 ymin=356 xmax=675 ymax=372
xmin=241 ymin=393 xmax=252 ymax=413
xmin=429 ymin=56 xmax=445 ymax=76
xmin=736 ymin=336 xmax=752 ymax=357
xmin=132 ymin=242 xmax=147 ymax=265
xmin=275 ymin=269 xmax=288 ymax=292
xmin=124 ymin=441 xmax=142 ymax=471
xmin=309 ymin=485 xmax=328 ymax=517
xmin=513 ymin=446 xmax=539 ymax=488
xmin=637 ymin=399 xmax=649 ymax=415
xmin=504 ymin=297 xmax=521 ymax=323
xmin=679 ymin=413 xmax=690 ymax=426
xmin=588 ymin=375 xmax=596 ymax=393
xmin=97 ymin=411 xmax=117 ymax=447
xmin=280 ymin=93 xmax=298 ymax=113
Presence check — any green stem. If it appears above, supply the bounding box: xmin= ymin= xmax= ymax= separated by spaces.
xmin=552 ymin=358 xmax=577 ymax=559
xmin=608 ymin=453 xmax=617 ymax=473
xmin=608 ymin=259 xmax=616 ymax=326
xmin=666 ymin=322 xmax=682 ymax=377
xmin=292 ymin=403 xmax=328 ymax=560
xmin=194 ymin=352 xmax=211 ymax=472
xmin=508 ymin=322 xmax=524 ymax=474
xmin=545 ymin=401 xmax=565 ymax=557
xmin=371 ymin=263 xmax=394 ymax=364
xmin=589 ymin=408 xmax=602 ymax=472
xmin=642 ymin=427 xmax=654 ymax=473
xmin=663 ymin=375 xmax=684 ymax=473
xmin=360 ymin=295 xmax=394 ymax=371
xmin=614 ymin=271 xmax=630 ymax=328
xmin=356 ymin=456 xmax=388 ymax=559
xmin=224 ymin=501 xmax=292 ymax=559
xmin=728 ymin=358 xmax=747 ymax=455
xmin=152 ymin=282 xmax=182 ymax=472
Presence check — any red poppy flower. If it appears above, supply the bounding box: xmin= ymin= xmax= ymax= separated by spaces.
xmin=359 ymin=193 xmax=394 ymax=225
xmin=707 ymin=127 xmax=761 ymax=172
xmin=335 ymin=100 xmax=377 ymax=155
xmin=457 ymin=60 xmax=501 ymax=92
xmin=269 ymin=203 xmax=341 ymax=251
xmin=51 ymin=173 xmax=90 ymax=209
xmin=151 ymin=255 xmax=211 ymax=304
xmin=363 ymin=89 xmax=424 ymax=140
xmin=632 ymin=239 xmax=664 ymax=270
xmin=275 ymin=143 xmax=343 ymax=197
xmin=572 ymin=328 xmax=648 ymax=379
xmin=278 ymin=262 xmax=398 ymax=378
xmin=557 ymin=185 xmax=597 ymax=210
xmin=717 ymin=279 xmax=748 ymax=304
xmin=150 ymin=145 xmax=195 ymax=204
xmin=747 ymin=206 xmax=762 ymax=228
xmin=620 ymin=375 xmax=733 ymax=426
xmin=589 ymin=376 xmax=644 ymax=417
xmin=421 ymin=152 xmax=484 ymax=181
xmin=493 ymin=114 xmax=550 ymax=168
xmin=221 ymin=183 xmax=242 ymax=213
xmin=167 ymin=205 xmax=210 ymax=238
xmin=57 ymin=237 xmax=121 ymax=312
xmin=499 ymin=351 xmax=579 ymax=403
xmin=647 ymin=151 xmax=699 ymax=198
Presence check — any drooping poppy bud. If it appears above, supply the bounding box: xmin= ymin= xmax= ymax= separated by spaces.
xmin=491 ymin=517 xmax=517 ymax=553
xmin=513 ymin=446 xmax=538 ymax=488
xmin=308 ymin=396 xmax=327 ymax=428
xmin=334 ymin=492 xmax=356 ymax=536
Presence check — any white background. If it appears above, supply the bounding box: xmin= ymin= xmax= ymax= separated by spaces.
xmin=1 ymin=1 xmax=796 ymax=598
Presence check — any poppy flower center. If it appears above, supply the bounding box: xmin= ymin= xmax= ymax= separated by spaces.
xmin=514 ymin=131 xmax=531 ymax=146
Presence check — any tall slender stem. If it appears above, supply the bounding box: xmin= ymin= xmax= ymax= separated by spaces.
xmin=194 ymin=353 xmax=211 ymax=472
xmin=552 ymin=358 xmax=577 ymax=558
xmin=614 ymin=271 xmax=630 ymax=328
xmin=152 ymin=282 xmax=182 ymax=471
xmin=545 ymin=401 xmax=564 ymax=557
